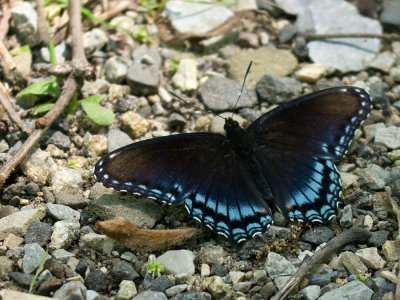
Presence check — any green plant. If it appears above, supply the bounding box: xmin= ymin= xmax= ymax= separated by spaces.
xmin=147 ymin=255 xmax=164 ymax=278
xmin=355 ymin=274 xmax=368 ymax=284
xmin=9 ymin=45 xmax=31 ymax=56
xmin=134 ymin=25 xmax=153 ymax=43
xmin=67 ymin=159 xmax=77 ymax=169
xmin=29 ymin=248 xmax=48 ymax=293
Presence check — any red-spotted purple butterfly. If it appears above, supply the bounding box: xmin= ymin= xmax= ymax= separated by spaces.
xmin=94 ymin=87 xmax=371 ymax=243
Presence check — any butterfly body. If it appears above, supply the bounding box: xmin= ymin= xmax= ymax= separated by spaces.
xmin=94 ymin=87 xmax=372 ymax=243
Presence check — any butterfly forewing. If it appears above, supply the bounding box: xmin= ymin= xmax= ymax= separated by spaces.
xmin=94 ymin=133 xmax=226 ymax=204
xmin=247 ymin=87 xmax=372 ymax=160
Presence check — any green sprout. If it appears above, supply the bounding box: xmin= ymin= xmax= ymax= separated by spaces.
xmin=355 ymin=274 xmax=368 ymax=284
xmin=67 ymin=159 xmax=77 ymax=169
xmin=147 ymin=256 xmax=164 ymax=278
xmin=29 ymin=248 xmax=48 ymax=293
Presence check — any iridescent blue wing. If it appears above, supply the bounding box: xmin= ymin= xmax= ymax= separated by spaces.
xmin=248 ymin=87 xmax=372 ymax=160
xmin=248 ymin=87 xmax=371 ymax=222
xmin=94 ymin=133 xmax=273 ymax=242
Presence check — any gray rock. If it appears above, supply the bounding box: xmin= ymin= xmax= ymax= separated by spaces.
xmin=309 ymin=271 xmax=337 ymax=286
xmin=127 ymin=46 xmax=161 ymax=95
xmin=157 ymin=250 xmax=195 ymax=275
xmin=86 ymin=290 xmax=100 ymax=300
xmin=149 ymin=275 xmax=172 ymax=292
xmin=152 ymin=102 xmax=165 ymax=115
xmin=370 ymin=277 xmax=396 ymax=294
xmin=41 ymin=41 xmax=68 ymax=64
xmin=54 ymin=192 xmax=87 ymax=209
xmin=175 ymin=291 xmax=212 ymax=300
xmin=10 ymin=272 xmax=34 ymax=289
xmin=265 ymin=252 xmax=296 ymax=279
xmin=0 ymin=208 xmax=46 ymax=240
xmin=10 ymin=1 xmax=40 ymax=47
xmin=45 ymin=131 xmax=71 ymax=150
xmin=120 ymin=252 xmax=136 ymax=262
xmin=25 ymin=182 xmax=40 ymax=195
xmin=279 ymin=23 xmax=297 ymax=43
xmin=380 ymin=0 xmax=400 ymax=28
xmin=104 ymin=56 xmax=130 ymax=84
xmin=49 ymin=220 xmax=80 ymax=251
xmin=80 ymin=232 xmax=117 ymax=255
xmin=232 ymin=281 xmax=252 ymax=292
xmin=46 ymin=203 xmax=80 ymax=221
xmin=172 ymin=58 xmax=198 ymax=91
xmin=300 ymin=285 xmax=321 ymax=300
xmin=368 ymin=51 xmax=396 ymax=73
xmin=164 ymin=1 xmax=233 ymax=34
xmin=339 ymin=204 xmax=353 ymax=228
xmin=53 ymin=281 xmax=87 ymax=300
xmin=21 ymin=148 xmax=55 ymax=186
xmin=52 ymin=249 xmax=75 ymax=263
xmin=165 ymin=284 xmax=188 ymax=297
xmin=356 ymin=247 xmax=386 ymax=270
xmin=107 ymin=129 xmax=133 ymax=153
xmin=364 ymin=123 xmax=385 ymax=142
xmin=199 ymin=76 xmax=257 ymax=111
xmin=228 ymin=46 xmax=298 ymax=90
xmin=111 ymin=260 xmax=140 ymax=283
xmin=83 ymin=28 xmax=108 ymax=53
xmin=296 ymin=0 xmax=382 ymax=73
xmin=368 ymin=230 xmax=389 ymax=247
xmin=133 ymin=290 xmax=167 ymax=300
xmin=256 ymin=74 xmax=302 ymax=104
xmin=49 ymin=165 xmax=84 ymax=194
xmin=320 ymin=280 xmax=372 ymax=300
xmin=86 ymin=269 xmax=108 ymax=292
xmin=81 ymin=79 xmax=110 ymax=98
xmin=24 ymin=221 xmax=52 ymax=246
xmin=375 ymin=126 xmax=400 ymax=149
xmin=168 ymin=113 xmax=187 ymax=130
xmin=275 ymin=0 xmax=310 ymax=15
xmin=302 ymin=226 xmax=334 ymax=245
xmin=357 ymin=164 xmax=390 ymax=190
xmin=22 ymin=243 xmax=48 ymax=274
xmin=89 ymin=183 xmax=165 ymax=228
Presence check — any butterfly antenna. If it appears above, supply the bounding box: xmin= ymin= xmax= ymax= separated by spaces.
xmin=168 ymin=90 xmax=226 ymax=121
xmin=232 ymin=61 xmax=253 ymax=118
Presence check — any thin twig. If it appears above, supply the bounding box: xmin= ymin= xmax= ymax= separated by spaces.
xmin=0 ymin=82 xmax=31 ymax=134
xmin=35 ymin=0 xmax=49 ymax=44
xmin=307 ymin=33 xmax=400 ymax=42
xmin=0 ymin=0 xmax=12 ymax=40
xmin=273 ymin=227 xmax=371 ymax=300
xmin=0 ymin=0 xmax=88 ymax=190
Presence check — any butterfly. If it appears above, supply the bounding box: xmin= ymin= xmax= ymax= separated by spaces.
xmin=94 ymin=86 xmax=371 ymax=243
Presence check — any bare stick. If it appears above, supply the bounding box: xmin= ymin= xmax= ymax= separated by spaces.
xmin=35 ymin=0 xmax=49 ymax=44
xmin=0 ymin=0 xmax=88 ymax=190
xmin=307 ymin=33 xmax=400 ymax=42
xmin=273 ymin=227 xmax=371 ymax=300
xmin=0 ymin=0 xmax=12 ymax=41
xmin=0 ymin=82 xmax=31 ymax=134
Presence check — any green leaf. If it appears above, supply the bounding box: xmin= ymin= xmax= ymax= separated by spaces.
xmin=32 ymin=102 xmax=54 ymax=115
xmin=29 ymin=248 xmax=48 ymax=293
xmin=17 ymin=79 xmax=61 ymax=98
xmin=80 ymin=95 xmax=115 ymax=126
xmin=10 ymin=45 xmax=31 ymax=56
xmin=355 ymin=274 xmax=368 ymax=284
xmin=67 ymin=159 xmax=77 ymax=169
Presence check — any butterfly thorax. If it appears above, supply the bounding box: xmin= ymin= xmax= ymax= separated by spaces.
xmin=224 ymin=118 xmax=256 ymax=158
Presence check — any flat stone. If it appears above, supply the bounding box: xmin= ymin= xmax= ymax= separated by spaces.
xmin=157 ymin=250 xmax=195 ymax=275
xmin=23 ymin=243 xmax=48 ymax=274
xmin=0 ymin=256 xmax=14 ymax=280
xmin=121 ymin=111 xmax=149 ymax=138
xmin=295 ymin=63 xmax=326 ymax=83
xmin=88 ymin=183 xmax=165 ymax=229
xmin=380 ymin=0 xmax=400 ymax=28
xmin=375 ymin=126 xmax=400 ymax=149
xmin=0 ymin=208 xmax=46 ymax=240
xmin=107 ymin=129 xmax=133 ymax=153
xmin=229 ymin=271 xmax=244 ymax=284
xmin=80 ymin=232 xmax=117 ymax=255
xmin=199 ymin=76 xmax=257 ymax=111
xmin=382 ymin=239 xmax=400 ymax=261
xmin=46 ymin=203 xmax=80 ymax=221
xmin=339 ymin=251 xmax=368 ymax=275
xmin=255 ymin=74 xmax=302 ymax=104
xmin=319 ymin=280 xmax=373 ymax=300
xmin=53 ymin=281 xmax=87 ymax=300
xmin=49 ymin=220 xmax=80 ymax=251
xmin=0 ymin=289 xmax=52 ymax=300
xmin=3 ymin=233 xmax=24 ymax=248
xmin=228 ymin=46 xmax=298 ymax=90
xmin=356 ymin=164 xmax=390 ymax=190
xmin=300 ymin=285 xmax=321 ymax=300
xmin=172 ymin=58 xmax=198 ymax=91
xmin=296 ymin=0 xmax=381 ymax=73
xmin=356 ymin=247 xmax=387 ymax=269
xmin=117 ymin=280 xmax=137 ymax=300
xmin=164 ymin=1 xmax=233 ymax=34
xmin=364 ymin=123 xmax=385 ymax=142
xmin=132 ymin=290 xmax=167 ymax=300
xmin=265 ymin=252 xmax=297 ymax=279
xmin=24 ymin=221 xmax=52 ymax=246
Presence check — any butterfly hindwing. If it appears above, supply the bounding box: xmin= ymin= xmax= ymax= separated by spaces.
xmin=247 ymin=87 xmax=372 ymax=160
xmin=256 ymin=149 xmax=340 ymax=222
xmin=185 ymin=152 xmax=273 ymax=242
